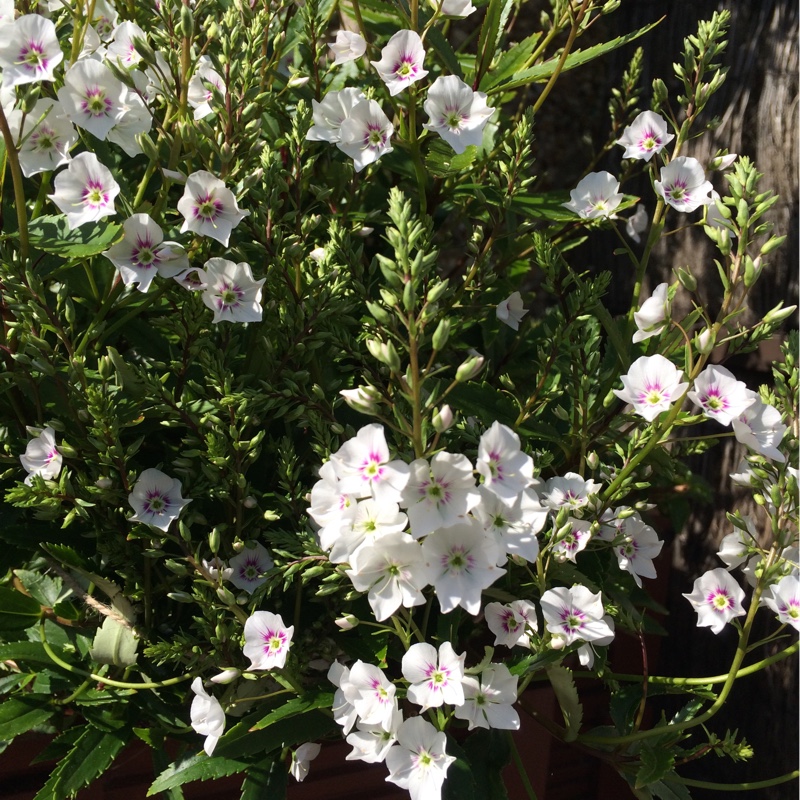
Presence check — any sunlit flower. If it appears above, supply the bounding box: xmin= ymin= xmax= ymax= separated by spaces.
xmin=20 ymin=426 xmax=62 ymax=485
xmin=328 ymin=661 xmax=358 ymax=734
xmin=229 ymin=542 xmax=274 ymax=593
xmin=344 ymin=660 xmax=396 ymax=727
xmin=437 ymin=0 xmax=477 ymax=17
xmin=106 ymin=21 xmax=146 ymax=67
xmin=540 ymin=585 xmax=614 ymax=647
xmin=190 ymin=678 xmax=225 ymax=756
xmin=90 ymin=0 xmax=118 ymax=40
xmin=128 ymin=468 xmax=190 ymax=531
xmin=177 ymin=170 xmax=249 ymax=246
xmin=562 ymin=171 xmax=624 ymax=219
xmin=402 ymin=641 xmax=465 ymax=711
xmin=337 ymin=98 xmax=394 ymax=173
xmin=49 ymin=152 xmax=120 ymax=229
xmin=306 ymin=88 xmax=366 ymax=143
xmin=476 ymin=421 xmax=534 ymax=505
xmin=614 ymin=354 xmax=689 ymax=422
xmin=496 ymin=291 xmax=527 ymax=331
xmin=472 ymin=487 xmax=547 ymax=564
xmin=0 ymin=14 xmax=63 ymax=86
xmin=57 ymin=59 xmax=127 ymax=140
xmin=346 ymin=704 xmax=402 ymax=764
xmin=329 ymin=497 xmax=409 ymax=563
xmin=688 ymin=364 xmax=755 ymax=426
xmin=422 ymin=75 xmax=494 ymax=154
xmin=541 ymin=472 xmax=601 ymax=511
xmin=385 ymin=717 xmax=455 ymax=800
xmin=187 ymin=55 xmax=224 ymax=120
xmin=485 ymin=599 xmax=537 ymax=648
xmin=106 ymin=87 xmax=152 ymax=157
xmin=732 ymin=394 xmax=787 ymax=462
xmin=371 ymin=30 xmax=428 ymax=96
xmin=197 ymin=258 xmax=265 ymax=324
xmin=7 ymin=99 xmax=76 ymax=177
xmin=454 ymin=664 xmax=519 ymax=730
xmin=654 ymin=156 xmax=713 ymax=213
xmin=243 ymin=611 xmax=294 ymax=670
xmin=290 ymin=742 xmax=321 ymax=782
xmin=633 ymin=282 xmax=670 ymax=343
xmin=612 ymin=517 xmax=664 ymax=587
xmin=550 ymin=518 xmax=592 ymax=563
xmin=763 ymin=575 xmax=800 ymax=632
xmin=329 ymin=30 xmax=366 ymax=64
xmin=308 ymin=461 xmax=359 ymax=551
xmin=682 ymin=568 xmax=746 ymax=634
xmin=617 ymin=111 xmax=674 ymax=161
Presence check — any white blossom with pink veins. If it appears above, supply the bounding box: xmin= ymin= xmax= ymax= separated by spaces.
xmin=732 ymin=393 xmax=787 ymax=462
xmin=57 ymin=59 xmax=127 ymax=140
xmin=329 ymin=30 xmax=366 ymax=65
xmin=7 ymin=99 xmax=77 ymax=177
xmin=654 ymin=156 xmax=714 ymax=213
xmin=189 ymin=678 xmax=225 ymax=756
xmin=614 ymin=354 xmax=689 ymax=422
xmin=401 ymin=452 xmax=481 ymax=539
xmin=371 ymin=30 xmax=428 ymax=96
xmin=127 ymin=468 xmax=190 ymax=531
xmin=496 ymin=291 xmax=528 ymax=331
xmin=242 ymin=611 xmax=294 ymax=670
xmin=616 ymin=110 xmax=674 ymax=161
xmin=228 ymin=542 xmax=274 ymax=593
xmin=177 ymin=170 xmax=249 ymax=246
xmin=329 ymin=497 xmax=409 ymax=564
xmin=0 ymin=14 xmax=63 ymax=86
xmin=307 ymin=88 xmax=366 ymax=143
xmin=329 ymin=423 xmax=410 ymax=504
xmin=763 ymin=575 xmax=800 ymax=632
xmin=476 ymin=421 xmax=534 ymax=505
xmin=484 ymin=600 xmax=537 ymax=648
xmin=423 ymin=75 xmax=494 ymax=154
xmin=197 ymin=258 xmax=265 ymax=324
xmin=308 ymin=461 xmax=358 ymax=550
xmin=562 ymin=171 xmax=624 ymax=219
xmin=346 ymin=532 xmax=433 ymax=621
xmin=633 ymin=282 xmax=670 ymax=343
xmin=472 ymin=486 xmax=546 ymax=564
xmin=336 ymin=98 xmax=394 ymax=173
xmin=541 ymin=472 xmax=601 ymax=511
xmin=688 ymin=364 xmax=755 ymax=426
xmin=682 ymin=568 xmax=746 ymax=634
xmin=612 ymin=517 xmax=664 ymax=587
xmin=344 ymin=661 xmax=396 ymax=727
xmin=402 ymin=641 xmax=465 ymax=711
xmin=20 ymin=426 xmax=62 ymax=485
xmin=550 ymin=518 xmax=592 ymax=563
xmin=106 ymin=21 xmax=146 ymax=67
xmin=328 ymin=662 xmax=358 ymax=734
xmin=346 ymin=704 xmax=402 ymax=764
xmin=540 ymin=585 xmax=615 ymax=647
xmin=385 ymin=717 xmax=455 ymax=800
xmin=454 ymin=664 xmax=520 ymax=731
xmin=187 ymin=55 xmax=225 ymax=120
xmin=421 ymin=518 xmax=505 ymax=614
xmin=49 ymin=152 xmax=120 ymax=229
xmin=104 ymin=213 xmax=190 ymax=292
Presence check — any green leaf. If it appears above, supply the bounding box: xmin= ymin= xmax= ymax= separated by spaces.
xmin=0 ymin=696 xmax=53 ymax=741
xmin=650 ymin=775 xmax=693 ymax=800
xmin=0 ymin=640 xmax=64 ymax=666
xmin=89 ymin=616 xmax=139 ymax=667
xmin=33 ymin=725 xmax=129 ymax=799
xmin=546 ymin=665 xmax=583 ymax=742
xmin=489 ymin=19 xmax=662 ymax=94
xmin=27 ymin=215 xmax=121 ymax=260
xmin=14 ymin=569 xmax=67 ymax=607
xmin=249 ymin=691 xmax=334 ymax=731
xmin=148 ymin=753 xmax=251 ymax=795
xmin=480 ymin=32 xmax=543 ymax=91
xmin=446 ymin=381 xmax=519 ymax=428
xmin=474 ymin=0 xmax=514 ymax=86
xmin=636 ymin=744 xmax=676 ymax=789
xmin=461 ymin=729 xmax=511 ymax=800
xmin=0 ymin=586 xmax=42 ymax=630
xmin=239 ymin=756 xmax=287 ymax=800
xmin=425 ymin=142 xmax=478 ymax=178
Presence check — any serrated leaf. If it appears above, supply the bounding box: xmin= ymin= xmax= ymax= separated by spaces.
xmin=248 ymin=691 xmax=334 ymax=731
xmin=480 ymin=32 xmax=543 ymax=91
xmin=239 ymin=756 xmax=286 ymax=800
xmin=650 ymin=776 xmax=693 ymax=800
xmin=148 ymin=753 xmax=251 ymax=795
xmin=0 ymin=586 xmax=42 ymax=630
xmin=0 ymin=697 xmax=53 ymax=741
xmin=424 ymin=142 xmax=478 ymax=178
xmin=14 ymin=569 xmax=68 ymax=607
xmin=546 ymin=665 xmax=583 ymax=741
xmin=90 ymin=616 xmax=139 ymax=667
xmin=27 ymin=215 xmax=121 ymax=260
xmin=636 ymin=744 xmax=676 ymax=789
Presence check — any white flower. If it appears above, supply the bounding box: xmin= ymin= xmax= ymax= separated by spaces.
xmin=104 ymin=214 xmax=190 ymax=293
xmin=550 ymin=518 xmax=592 ymax=563
xmin=346 ymin=704 xmax=403 ymax=764
xmin=485 ymin=600 xmax=538 ymax=648
xmin=190 ymin=678 xmax=225 ymax=756
xmin=49 ymin=151 xmax=120 ymax=229
xmin=306 ymin=88 xmax=366 ymax=143
xmin=128 ymin=468 xmax=191 ymax=531
xmin=7 ymin=99 xmax=77 ymax=177
xmin=106 ymin=21 xmax=146 ymax=67
xmin=541 ymin=472 xmax=601 ymax=511
xmin=472 ymin=486 xmax=546 ymax=564
xmin=763 ymin=575 xmax=800 ymax=632
xmin=0 ymin=0 xmax=14 ymax=27
xmin=732 ymin=394 xmax=787 ymax=462
xmin=613 ymin=517 xmax=664 ymax=587
xmin=422 ymin=75 xmax=494 ymax=154
xmin=346 ymin=532 xmax=432 ymax=621
xmin=242 ymin=611 xmax=294 ymax=670
xmin=371 ymin=30 xmax=428 ymax=96
xmin=290 ymin=742 xmax=321 ymax=782
xmin=329 ymin=423 xmax=410 ymax=504
xmin=229 ymin=543 xmax=274 ymax=593
xmin=401 ymin=452 xmax=481 ymax=539
xmin=57 ymin=59 xmax=126 ymax=140
xmin=328 ymin=662 xmax=358 ymax=733
xmin=437 ymin=0 xmax=477 ymax=17
xmin=90 ymin=0 xmax=118 ymax=40
xmin=344 ymin=660 xmax=396 ymax=727
xmin=421 ymin=518 xmax=505 ymax=615
xmin=617 ymin=111 xmax=674 ymax=161
xmin=454 ymin=664 xmax=519 ymax=730
xmin=476 ymin=421 xmax=534 ymax=505
xmin=625 ymin=203 xmax=648 ymax=243
xmin=202 ymin=557 xmax=233 ymax=582
xmin=0 ymin=14 xmax=63 ymax=86
xmin=654 ymin=156 xmax=714 ymax=213
xmin=197 ymin=258 xmax=265 ymax=324
xmin=209 ymin=668 xmax=240 ymax=684
xmin=329 ymin=497 xmax=409 ymax=564
xmin=682 ymin=568 xmax=746 ymax=634
xmin=613 ymin=354 xmax=689 ymax=422
xmin=20 ymin=426 xmax=62 ymax=485
xmin=177 ymin=170 xmax=249 ymax=246
xmin=633 ymin=282 xmax=670 ymax=343
xmin=187 ymin=55 xmax=225 ymax=120
xmin=688 ymin=365 xmax=755 ymax=426
xmin=496 ymin=291 xmax=527 ymax=331
xmin=562 ymin=171 xmax=624 ymax=219
xmin=329 ymin=30 xmax=366 ymax=64
xmin=106 ymin=87 xmax=152 ymax=157
xmin=308 ymin=461 xmax=358 ymax=551
xmin=401 ymin=641 xmax=465 ymax=711
xmin=385 ymin=717 xmax=456 ymax=800
xmin=540 ymin=585 xmax=615 ymax=647
xmin=337 ymin=98 xmax=394 ymax=173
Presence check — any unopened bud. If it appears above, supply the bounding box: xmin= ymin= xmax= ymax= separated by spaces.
xmin=709 ymin=151 xmax=737 ymax=171
xmin=432 ymin=404 xmax=454 ymax=433
xmin=335 ymin=614 xmax=359 ymax=631
xmin=432 ymin=318 xmax=451 ymax=351
xmin=763 ymin=303 xmax=797 ymax=326
xmin=586 ymin=452 xmax=599 ymax=471
xmin=340 ymin=386 xmax=381 ymax=415
xmin=366 ymin=339 xmax=401 ymax=372
xmin=695 ymin=328 xmax=715 ymax=354
xmin=167 ymin=591 xmax=194 ymax=603
xmin=675 ymin=266 xmax=697 ymax=292
xmin=95 ymin=476 xmax=113 ymax=489
xmin=287 ymin=74 xmax=310 ymax=88
xmin=210 ymin=668 xmax=241 ymax=684
xmin=244 ymin=496 xmax=258 ymax=509
xmin=216 ymin=585 xmax=235 ymax=604
xmin=550 ymin=635 xmax=566 ymax=650
xmin=455 ymin=353 xmax=484 ymax=382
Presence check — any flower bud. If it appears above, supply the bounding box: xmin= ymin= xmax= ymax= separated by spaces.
xmin=432 ymin=404 xmax=454 ymax=433
xmin=95 ymin=476 xmax=113 ymax=489
xmin=675 ymin=266 xmax=697 ymax=292
xmin=244 ymin=496 xmax=258 ymax=509
xmin=709 ymin=151 xmax=737 ymax=171
xmin=427 ymin=280 xmax=450 ymax=304
xmin=455 ymin=353 xmax=484 ymax=382
xmin=210 ymin=668 xmax=241 ymax=684
xmin=340 ymin=386 xmax=381 ymax=415
xmin=695 ymin=328 xmax=715 ymax=354
xmin=287 ymin=74 xmax=310 ymax=88
xmin=585 ymin=451 xmax=599 ymax=471
xmin=432 ymin=318 xmax=451 ymax=351
xmin=335 ymin=614 xmax=359 ymax=631
xmin=167 ymin=591 xmax=194 ymax=603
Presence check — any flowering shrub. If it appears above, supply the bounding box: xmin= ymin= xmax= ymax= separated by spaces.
xmin=0 ymin=1 xmax=796 ymax=799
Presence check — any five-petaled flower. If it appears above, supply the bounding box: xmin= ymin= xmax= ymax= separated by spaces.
xmin=371 ymin=30 xmax=428 ymax=96
xmin=243 ymin=611 xmax=294 ymax=670
xmin=682 ymin=568 xmax=746 ymax=634
xmin=49 ymin=151 xmax=120 ymax=229
xmin=614 ymin=354 xmax=689 ymax=422
xmin=654 ymin=156 xmax=713 ymax=213
xmin=617 ymin=111 xmax=674 ymax=161
xmin=563 ymin=171 xmax=624 ymax=219
xmin=423 ymin=75 xmax=494 ymax=154
xmin=128 ymin=468 xmax=191 ymax=531
xmin=688 ymin=364 xmax=755 ymax=426
xmin=189 ymin=678 xmax=225 ymax=756
xmin=336 ymin=99 xmax=395 ymax=173
xmin=197 ymin=258 xmax=265 ymax=324
xmin=229 ymin=542 xmax=274 ymax=593
xmin=177 ymin=170 xmax=249 ymax=246
xmin=329 ymin=30 xmax=366 ymax=64
xmin=0 ymin=14 xmax=63 ymax=86
xmin=20 ymin=426 xmax=62 ymax=486
xmin=539 ymin=585 xmax=615 ymax=647
xmin=401 ymin=641 xmax=465 ymax=711
xmin=385 ymin=717 xmax=456 ymax=800
xmin=57 ymin=59 xmax=127 ymax=140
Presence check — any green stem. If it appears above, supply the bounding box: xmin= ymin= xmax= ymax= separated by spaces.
xmin=507 ymin=731 xmax=538 ymax=800
xmin=31 ymin=173 xmax=52 ymax=220
xmin=664 ymin=771 xmax=799 ymax=792
xmin=133 ymin=161 xmax=158 ymax=210
xmin=408 ymin=317 xmax=425 ymax=458
xmin=0 ymin=104 xmax=29 ymax=266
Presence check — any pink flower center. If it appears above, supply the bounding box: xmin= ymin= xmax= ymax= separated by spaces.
xmin=18 ymin=41 xmax=48 ymax=74
xmin=194 ymin=192 xmax=224 ymax=221
xmin=82 ymin=179 xmax=110 ymax=209
xmin=82 ymin=86 xmax=113 ymax=118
